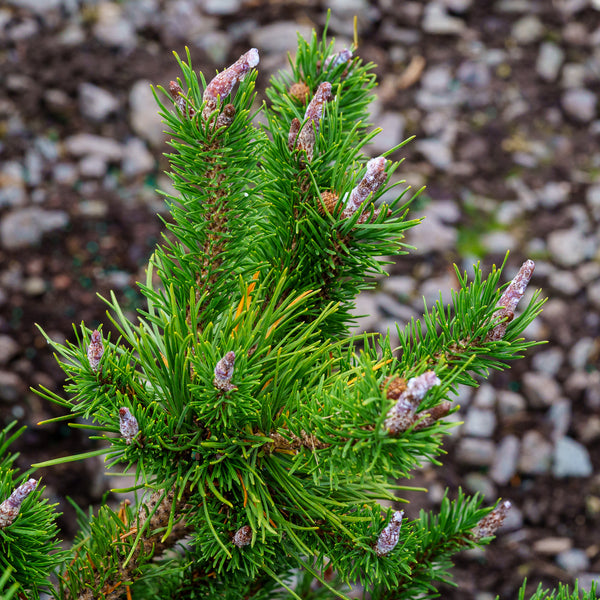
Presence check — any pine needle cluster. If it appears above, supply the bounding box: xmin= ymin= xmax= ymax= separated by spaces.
xmin=0 ymin=22 xmax=591 ymax=600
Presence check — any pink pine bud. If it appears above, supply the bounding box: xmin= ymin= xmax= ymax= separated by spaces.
xmin=215 ymin=103 xmax=236 ymax=130
xmin=414 ymin=401 xmax=453 ymax=431
xmin=0 ymin=478 xmax=37 ymax=528
xmin=119 ymin=407 xmax=139 ymax=444
xmin=233 ymin=524 xmax=252 ymax=547
xmin=203 ymin=48 xmax=259 ymax=110
xmin=342 ymin=157 xmax=388 ymax=218
xmin=375 ymin=510 xmax=404 ymax=556
xmin=295 ymin=82 xmax=332 ymax=162
xmin=487 ymin=260 xmax=535 ymax=342
xmin=471 ymin=500 xmax=512 ymax=541
xmin=324 ymin=48 xmax=353 ymax=69
xmin=168 ymin=80 xmax=187 ymax=114
xmin=87 ymin=329 xmax=104 ymax=372
xmin=288 ymin=117 xmax=301 ymax=151
xmin=384 ymin=371 xmax=441 ymax=435
xmin=214 ymin=351 xmax=236 ymax=391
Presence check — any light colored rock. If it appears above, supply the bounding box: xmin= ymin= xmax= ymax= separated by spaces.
xmin=93 ymin=2 xmax=137 ymax=48
xmin=0 ymin=371 xmax=24 ymax=403
xmin=415 ymin=138 xmax=453 ymax=169
xmin=497 ymin=390 xmax=527 ymax=418
xmin=547 ymin=228 xmax=590 ymax=267
xmin=64 ymin=133 xmax=123 ymax=161
xmin=455 ymin=438 xmax=495 ymax=467
xmin=534 ymin=537 xmax=573 ymax=555
xmin=588 ymin=280 xmax=600 ymax=310
xmin=473 ymin=384 xmax=496 ymax=409
xmin=0 ymin=208 xmax=69 ymax=250
xmin=0 ymin=336 xmax=19 ymax=365
xmin=511 ymin=15 xmax=545 ymax=44
xmin=519 ymin=430 xmax=553 ymax=475
xmin=0 ymin=161 xmax=26 ymax=208
xmin=352 ymin=293 xmax=379 ymax=332
xmin=381 ymin=275 xmax=416 ymax=299
xmin=463 ymin=408 xmax=496 ymax=437
xmin=553 ymin=436 xmax=593 ymax=478
xmin=556 ymin=548 xmax=590 ymax=573
xmin=562 ymin=88 xmax=598 ymax=122
xmin=121 ymin=137 xmax=155 ymax=177
xmin=464 ymin=472 xmax=496 ymax=499
xmin=538 ymin=181 xmax=571 ymax=207
xmin=548 ymin=270 xmax=581 ymax=296
xmin=371 ymin=112 xmax=405 ymax=155
xmin=79 ymin=155 xmax=108 ymax=179
xmin=418 ymin=271 xmax=457 ymax=307
xmin=250 ymin=22 xmax=314 ymax=54
xmin=522 ymin=372 xmax=562 ymax=407
xmin=422 ymin=2 xmax=465 ymax=34
xmin=79 ymin=83 xmax=119 ymax=122
xmin=547 ymin=399 xmax=572 ymax=441
xmin=129 ymin=80 xmax=165 ymax=148
xmin=536 ymin=42 xmax=565 ymax=82
xmin=201 ymin=0 xmax=242 ymax=14
xmin=490 ymin=435 xmax=520 ymax=485
xmin=408 ymin=204 xmax=458 ymax=254
xmin=531 ymin=348 xmax=564 ymax=376
xmin=570 ymin=337 xmax=596 ymax=370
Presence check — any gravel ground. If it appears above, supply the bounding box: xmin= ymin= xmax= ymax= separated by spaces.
xmin=0 ymin=1 xmax=599 ymax=598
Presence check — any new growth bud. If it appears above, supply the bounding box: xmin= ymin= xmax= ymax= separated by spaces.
xmin=414 ymin=401 xmax=453 ymax=431
xmin=119 ymin=407 xmax=139 ymax=445
xmin=168 ymin=80 xmax=194 ymax=117
xmin=384 ymin=371 xmax=441 ymax=435
xmin=471 ymin=500 xmax=512 ymax=541
xmin=233 ymin=524 xmax=252 ymax=547
xmin=291 ymin=82 xmax=333 ymax=162
xmin=0 ymin=479 xmax=37 ymax=528
xmin=324 ymin=48 xmax=353 ymax=69
xmin=342 ymin=157 xmax=388 ymax=219
xmin=87 ymin=329 xmax=104 ymax=372
xmin=375 ymin=510 xmax=403 ymax=556
xmin=487 ymin=260 xmax=535 ymax=342
xmin=214 ymin=351 xmax=236 ymax=391
xmin=203 ymin=48 xmax=259 ymax=119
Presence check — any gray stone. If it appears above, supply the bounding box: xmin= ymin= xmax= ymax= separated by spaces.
xmin=556 ymin=548 xmax=590 ymax=574
xmin=381 ymin=275 xmax=416 ymax=299
xmin=0 ymin=335 xmax=19 ymax=365
xmin=23 ymin=276 xmax=46 ymax=297
xmin=421 ymin=65 xmax=453 ymax=93
xmin=0 ymin=161 xmax=26 ymax=208
xmin=418 ymin=271 xmax=456 ymax=307
xmin=457 ymin=60 xmax=491 ymax=89
xmin=376 ymin=294 xmax=418 ymax=323
xmin=480 ymin=231 xmax=517 ymax=253
xmin=570 ymin=337 xmax=596 ymax=370
xmin=463 ymin=408 xmax=496 ymax=438
xmin=534 ymin=537 xmax=573 ymax=555
xmin=121 ymin=137 xmax=155 ymax=177
xmin=352 ymin=293 xmax=379 ymax=332
xmin=547 ymin=270 xmax=581 ymax=295
xmin=93 ymin=2 xmax=137 ymax=49
xmin=441 ymin=0 xmax=473 ymax=12
xmin=562 ymin=88 xmax=598 ymax=122
xmin=522 ymin=372 xmax=562 ymax=408
xmin=53 ymin=163 xmax=78 ymax=185
xmin=562 ymin=63 xmax=586 ymax=88
xmin=464 ymin=473 xmax=496 ymax=500
xmin=0 ymin=208 xmax=69 ymax=250
xmin=415 ymin=139 xmax=453 ymax=170
xmin=64 ymin=134 xmax=123 ymax=161
xmin=588 ymin=280 xmax=600 ymax=310
xmin=194 ymin=30 xmax=232 ymax=65
xmin=473 ymin=384 xmax=496 ymax=409
xmin=79 ymin=155 xmax=109 ymax=179
xmin=536 ymin=42 xmax=565 ymax=82
xmin=250 ymin=22 xmax=314 ymax=54
xmin=547 ymin=228 xmax=589 ymax=267
xmin=422 ymin=2 xmax=465 ymax=34
xmin=0 ymin=371 xmax=23 ymax=403
xmin=547 ymin=399 xmax=572 ymax=441
xmin=129 ymin=80 xmax=165 ymax=148
xmin=578 ymin=573 xmax=600 ymax=594
xmin=201 ymin=0 xmax=242 ymax=14
xmin=371 ymin=112 xmax=405 ymax=155
xmin=553 ymin=436 xmax=593 ymax=478
xmin=519 ymin=430 xmax=553 ymax=475
xmin=455 ymin=438 xmax=495 ymax=467
xmin=5 ymin=0 xmax=62 ymax=11
xmin=511 ymin=15 xmax=545 ymax=44
xmin=408 ymin=204 xmax=458 ymax=254
xmin=531 ymin=348 xmax=564 ymax=377
xmin=538 ymin=181 xmax=571 ymax=208
xmin=79 ymin=83 xmax=119 ymax=122
xmin=490 ymin=435 xmax=520 ymax=485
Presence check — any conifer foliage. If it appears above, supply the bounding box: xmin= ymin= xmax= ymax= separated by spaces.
xmin=0 ymin=24 xmax=590 ymax=600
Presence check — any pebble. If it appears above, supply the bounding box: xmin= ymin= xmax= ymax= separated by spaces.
xmin=519 ymin=430 xmax=553 ymax=475
xmin=381 ymin=275 xmax=416 ymax=299
xmin=556 ymin=548 xmax=590 ymax=574
xmin=352 ymin=293 xmax=380 ymax=332
xmin=547 ymin=228 xmax=589 ymax=267
xmin=408 ymin=204 xmax=458 ymax=253
xmin=422 ymin=2 xmax=466 ymax=34
xmin=0 ymin=208 xmax=69 ymax=250
xmin=536 ymin=42 xmax=565 ymax=82
xmin=418 ymin=271 xmax=456 ymax=307
xmin=562 ymin=88 xmax=598 ymax=122
xmin=201 ymin=0 xmax=242 ymax=14
xmin=250 ymin=22 xmax=314 ymax=54
xmin=79 ymin=155 xmax=109 ymax=179
xmin=129 ymin=80 xmax=165 ymax=148
xmin=569 ymin=337 xmax=596 ymax=370
xmin=538 ymin=181 xmax=571 ymax=208
xmin=0 ymin=161 xmax=26 ymax=208
xmin=463 ymin=408 xmax=496 ymax=438
xmin=552 ymin=436 xmax=593 ymax=478
xmin=497 ymin=390 xmax=527 ymax=418
xmin=490 ymin=435 xmax=520 ymax=485
xmin=0 ymin=370 xmax=24 ymax=404
xmin=464 ymin=472 xmax=496 ymax=500
xmin=588 ymin=280 xmax=600 ymax=311
xmin=547 ymin=399 xmax=572 ymax=441
xmin=371 ymin=112 xmax=405 ymax=155
xmin=547 ymin=270 xmax=581 ymax=295
xmin=78 ymin=83 xmax=119 ymax=122
xmin=0 ymin=335 xmax=19 ymax=365
xmin=93 ymin=2 xmax=137 ymax=49
xmin=455 ymin=437 xmax=496 ymax=467
xmin=533 ymin=537 xmax=573 ymax=555
xmin=415 ymin=138 xmax=453 ymax=170
xmin=64 ymin=133 xmax=123 ymax=162
xmin=522 ymin=371 xmax=562 ymax=408
xmin=511 ymin=15 xmax=545 ymax=44
xmin=531 ymin=348 xmax=564 ymax=377
xmin=473 ymin=384 xmax=496 ymax=409
xmin=121 ymin=137 xmax=155 ymax=177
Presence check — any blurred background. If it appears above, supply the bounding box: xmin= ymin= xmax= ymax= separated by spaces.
xmin=0 ymin=0 xmax=599 ymax=598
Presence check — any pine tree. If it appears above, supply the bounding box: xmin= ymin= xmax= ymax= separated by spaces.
xmin=0 ymin=23 xmax=595 ymax=600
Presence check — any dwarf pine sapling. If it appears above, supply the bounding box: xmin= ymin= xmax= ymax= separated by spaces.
xmin=1 ymin=24 xmax=596 ymax=600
